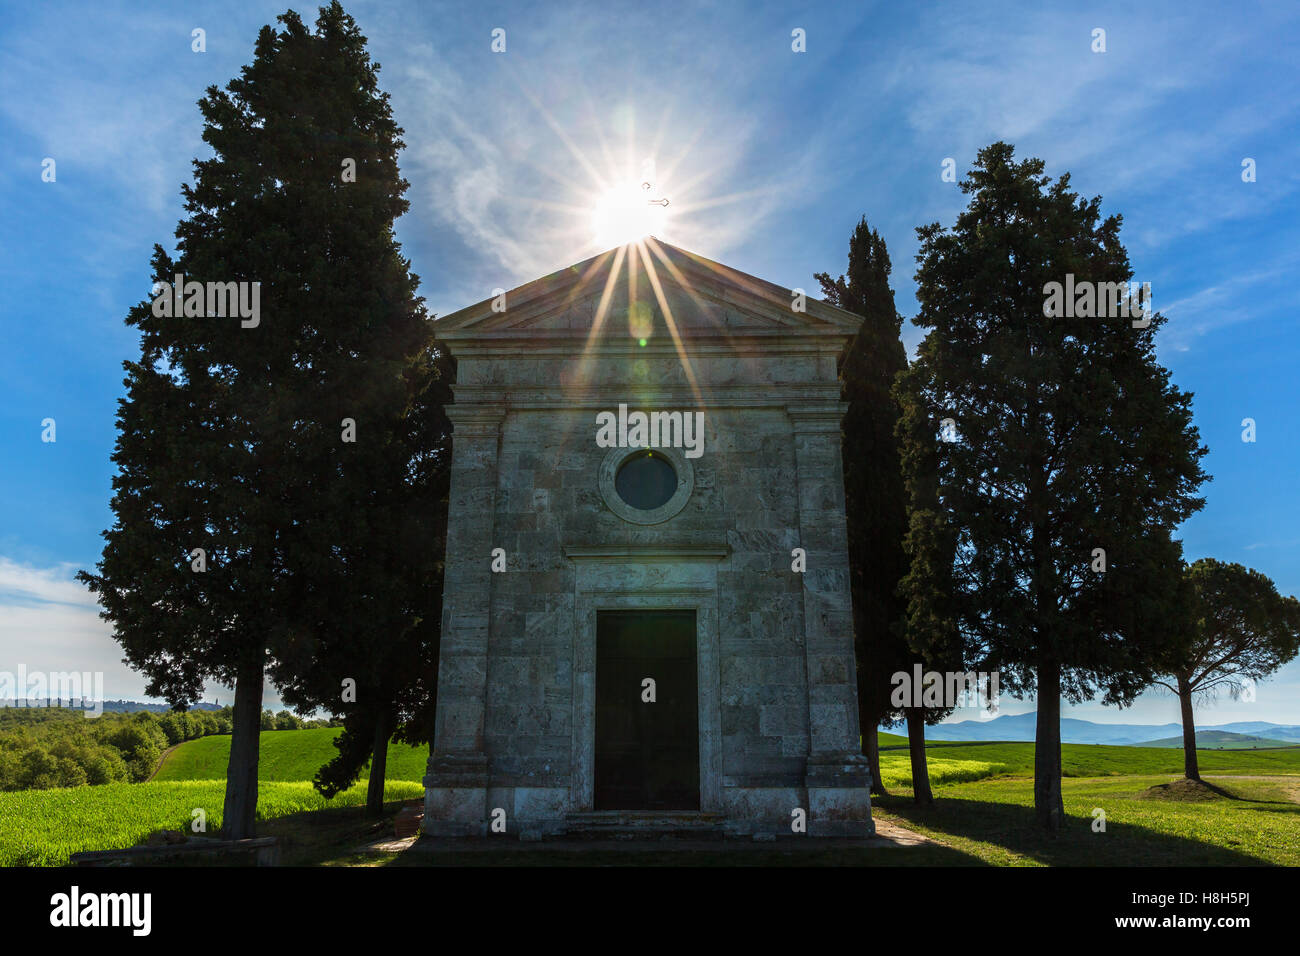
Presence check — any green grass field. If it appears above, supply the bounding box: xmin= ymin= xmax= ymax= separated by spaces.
xmin=864 ymin=733 xmax=1300 ymax=866
xmin=152 ymin=726 xmax=429 ymax=783
xmin=0 ymin=778 xmax=424 ymax=866
xmin=5 ymin=727 xmax=1299 ymax=866
xmin=0 ymin=727 xmax=431 ymax=866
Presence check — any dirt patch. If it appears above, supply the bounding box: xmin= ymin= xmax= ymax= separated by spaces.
xmin=1137 ymin=778 xmax=1229 ymax=802
xmin=870 ymin=818 xmax=940 ymax=847
xmin=146 ymin=742 xmax=182 ymax=782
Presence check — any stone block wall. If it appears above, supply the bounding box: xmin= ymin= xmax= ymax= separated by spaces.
xmin=426 ymin=266 xmax=873 ymax=837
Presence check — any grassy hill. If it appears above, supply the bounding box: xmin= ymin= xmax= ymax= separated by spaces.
xmin=153 ymin=726 xmax=428 ymax=783
xmin=1136 ymin=730 xmax=1294 ymax=749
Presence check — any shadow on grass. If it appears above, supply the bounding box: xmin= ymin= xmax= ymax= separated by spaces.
xmin=875 ymin=792 xmax=1276 ymax=866
xmin=162 ymin=784 xmax=1289 ymax=867
xmin=257 ymin=800 xmax=406 ymax=866
xmin=1203 ymin=779 xmax=1300 ymax=808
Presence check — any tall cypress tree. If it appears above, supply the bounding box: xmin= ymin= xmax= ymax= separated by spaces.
xmin=897 ymin=143 xmax=1209 ymax=829
xmin=273 ymin=343 xmax=453 ymax=818
xmin=79 ymin=2 xmax=434 ymax=838
xmin=817 ymin=218 xmax=952 ymax=803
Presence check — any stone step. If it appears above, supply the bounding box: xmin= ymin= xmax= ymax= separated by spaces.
xmin=562 ymin=810 xmax=727 ymax=840
xmin=394 ymin=799 xmax=424 ymax=839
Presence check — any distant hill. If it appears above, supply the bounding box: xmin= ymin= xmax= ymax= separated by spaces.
xmin=1213 ymin=722 xmax=1300 ymax=743
xmin=1138 ymin=730 xmax=1294 ymax=750
xmin=0 ymin=699 xmax=225 ymax=713
xmin=911 ymin=711 xmax=1300 ymax=746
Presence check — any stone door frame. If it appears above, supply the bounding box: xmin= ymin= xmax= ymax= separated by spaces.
xmin=565 ymin=547 xmax=727 ymax=814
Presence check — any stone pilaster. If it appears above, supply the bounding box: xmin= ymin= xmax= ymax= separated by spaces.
xmin=788 ymin=402 xmax=874 ymax=835
xmin=424 ymin=405 xmax=504 ymax=836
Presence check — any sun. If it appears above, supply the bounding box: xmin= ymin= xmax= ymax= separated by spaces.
xmin=590 ymin=181 xmax=667 ymax=247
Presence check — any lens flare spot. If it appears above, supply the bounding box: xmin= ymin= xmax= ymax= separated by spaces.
xmin=627 ymin=300 xmax=654 ymax=344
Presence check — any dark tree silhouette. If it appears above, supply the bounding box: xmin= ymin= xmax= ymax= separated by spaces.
xmin=79 ymin=2 xmax=432 ymax=837
xmin=817 ymin=217 xmax=953 ymax=803
xmin=1154 ymin=558 xmax=1300 ymax=781
xmin=275 ymin=343 xmax=452 ymax=817
xmin=897 ymin=143 xmax=1209 ymax=830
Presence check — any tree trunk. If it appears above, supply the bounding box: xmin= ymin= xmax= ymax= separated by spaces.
xmin=1178 ymin=677 xmax=1200 ymax=781
xmin=905 ymin=707 xmax=933 ymax=805
xmin=222 ymin=656 xmax=264 ymax=840
xmin=864 ymin=724 xmax=886 ymax=796
xmin=1033 ymin=656 xmax=1065 ymax=831
xmin=366 ymin=711 xmax=390 ymax=818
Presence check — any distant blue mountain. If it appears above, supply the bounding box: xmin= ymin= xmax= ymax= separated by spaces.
xmin=896 ymin=712 xmax=1300 ymax=745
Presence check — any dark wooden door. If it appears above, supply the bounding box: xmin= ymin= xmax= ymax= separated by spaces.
xmin=595 ymin=610 xmax=699 ymax=810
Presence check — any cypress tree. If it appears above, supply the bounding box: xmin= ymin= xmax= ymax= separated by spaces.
xmin=897 ymin=143 xmax=1209 ymax=829
xmin=817 ymin=217 xmax=952 ymax=803
xmin=79 ymin=2 xmax=436 ymax=837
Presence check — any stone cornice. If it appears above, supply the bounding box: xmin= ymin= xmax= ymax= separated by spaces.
xmin=563 ymin=545 xmax=730 ymax=562
xmin=437 ymin=331 xmax=852 ymax=353
xmin=786 ymin=402 xmax=849 ymax=432
xmin=444 ymin=405 xmax=506 ymax=435
xmin=448 ymin=383 xmax=842 ymax=410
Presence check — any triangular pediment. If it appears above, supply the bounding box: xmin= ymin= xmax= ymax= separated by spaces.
xmin=434 ymin=238 xmax=862 ymax=344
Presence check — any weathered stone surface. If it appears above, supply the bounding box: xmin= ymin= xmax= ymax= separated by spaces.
xmin=424 ymin=240 xmax=872 ymax=837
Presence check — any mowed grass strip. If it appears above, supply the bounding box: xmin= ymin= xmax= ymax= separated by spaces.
xmin=879 ymin=737 xmax=1300 ymax=777
xmin=0 ymin=778 xmax=425 ymax=866
xmin=153 ymin=727 xmax=428 ymax=783
xmin=877 ymin=755 xmax=1011 ymax=789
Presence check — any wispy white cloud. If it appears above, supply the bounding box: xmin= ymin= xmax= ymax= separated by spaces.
xmin=0 ymin=8 xmax=203 ymax=218
xmin=0 ymin=557 xmax=253 ymax=706
xmin=0 ymin=557 xmax=130 ymax=694
xmin=367 ymin=6 xmax=832 ymax=315
xmin=1245 ymin=537 xmax=1300 ymax=552
xmin=1158 ymin=252 xmax=1299 ymax=350
xmin=0 ymin=557 xmax=98 ymax=609
xmin=873 ymin=5 xmax=1300 ymax=249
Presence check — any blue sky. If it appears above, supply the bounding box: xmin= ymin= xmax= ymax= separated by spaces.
xmin=1 ymin=0 xmax=1297 ymax=726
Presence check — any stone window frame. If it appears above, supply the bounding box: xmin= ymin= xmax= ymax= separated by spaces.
xmin=597 ymin=444 xmax=694 ymax=525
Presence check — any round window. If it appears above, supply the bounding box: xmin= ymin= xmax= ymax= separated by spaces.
xmin=599 ymin=445 xmax=694 ymax=525
xmin=614 ymin=450 xmax=677 ymax=510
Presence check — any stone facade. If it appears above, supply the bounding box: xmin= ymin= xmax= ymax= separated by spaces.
xmin=424 ymin=239 xmax=873 ymax=837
